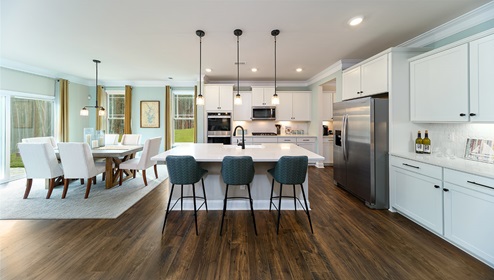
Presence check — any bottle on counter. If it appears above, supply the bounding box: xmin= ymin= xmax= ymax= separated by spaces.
xmin=415 ymin=130 xmax=423 ymax=154
xmin=423 ymin=130 xmax=431 ymax=154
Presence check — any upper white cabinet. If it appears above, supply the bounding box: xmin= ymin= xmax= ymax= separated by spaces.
xmin=410 ymin=32 xmax=494 ymax=122
xmin=410 ymin=44 xmax=469 ymax=122
xmin=204 ymin=84 xmax=233 ymax=111
xmin=321 ymin=91 xmax=334 ymax=120
xmin=251 ymin=87 xmax=275 ymax=106
xmin=470 ymin=33 xmax=494 ymax=122
xmin=277 ymin=91 xmax=311 ymax=121
xmin=342 ymin=54 xmax=388 ymax=100
xmin=233 ymin=91 xmax=252 ymax=121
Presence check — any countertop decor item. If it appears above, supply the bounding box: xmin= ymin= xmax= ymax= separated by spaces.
xmin=464 ymin=138 xmax=494 ymax=164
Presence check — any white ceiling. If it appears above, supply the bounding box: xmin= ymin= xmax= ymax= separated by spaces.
xmin=0 ymin=0 xmax=491 ymax=86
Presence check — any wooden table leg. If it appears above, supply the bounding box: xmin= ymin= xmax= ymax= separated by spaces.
xmin=105 ymin=157 xmax=114 ymax=189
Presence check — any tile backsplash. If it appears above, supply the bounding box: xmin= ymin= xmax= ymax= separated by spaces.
xmin=418 ymin=123 xmax=494 ymax=159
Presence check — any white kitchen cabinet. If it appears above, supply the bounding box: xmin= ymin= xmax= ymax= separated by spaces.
xmin=296 ymin=137 xmax=316 ymax=153
xmin=390 ymin=156 xmax=443 ymax=235
xmin=321 ymin=91 xmax=334 ymax=120
xmin=251 ymin=87 xmax=275 ymax=106
xmin=342 ymin=54 xmax=388 ymax=100
xmin=322 ymin=137 xmax=333 ymax=165
xmin=470 ymin=33 xmax=494 ymax=122
xmin=233 ymin=91 xmax=252 ymax=121
xmin=443 ymin=169 xmax=494 ymax=267
xmin=204 ymin=85 xmax=233 ymax=111
xmin=277 ymin=91 xmax=311 ymax=121
xmin=252 ymin=137 xmax=278 ymax=143
xmin=410 ymin=44 xmax=469 ymax=122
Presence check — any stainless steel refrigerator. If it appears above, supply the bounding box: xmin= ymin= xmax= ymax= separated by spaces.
xmin=333 ymin=97 xmax=389 ymax=209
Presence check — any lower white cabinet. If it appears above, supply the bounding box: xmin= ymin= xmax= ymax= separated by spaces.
xmin=390 ymin=157 xmax=443 ymax=235
xmin=443 ymin=169 xmax=494 ymax=266
xmin=296 ymin=137 xmax=316 ymax=153
xmin=322 ymin=137 xmax=333 ymax=165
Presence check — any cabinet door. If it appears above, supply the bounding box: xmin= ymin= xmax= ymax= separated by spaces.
xmin=219 ymin=86 xmax=233 ymax=111
xmin=276 ymin=92 xmax=293 ymax=120
xmin=322 ymin=138 xmax=333 ymax=164
xmin=470 ymin=34 xmax=494 ymax=122
xmin=263 ymin=87 xmax=275 ymax=105
xmin=297 ymin=143 xmax=316 ymax=153
xmin=321 ymin=92 xmax=333 ymax=120
xmin=233 ymin=91 xmax=252 ymax=121
xmin=390 ymin=166 xmax=443 ymax=234
xmin=291 ymin=92 xmax=311 ymax=121
xmin=444 ymin=182 xmax=494 ymax=266
xmin=204 ymin=85 xmax=220 ymax=111
xmin=252 ymin=87 xmax=266 ymax=106
xmin=410 ymin=44 xmax=469 ymax=122
xmin=342 ymin=67 xmax=361 ymax=100
xmin=361 ymin=54 xmax=388 ymax=96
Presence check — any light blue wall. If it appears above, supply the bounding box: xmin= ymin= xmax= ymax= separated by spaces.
xmin=130 ymin=87 xmax=166 ymax=152
xmin=68 ymin=82 xmax=90 ymax=142
xmin=0 ymin=67 xmax=55 ymax=96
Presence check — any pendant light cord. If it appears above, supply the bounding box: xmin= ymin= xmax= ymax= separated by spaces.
xmin=237 ymin=34 xmax=239 ymax=96
xmin=95 ymin=60 xmax=99 ymax=108
xmin=199 ymin=36 xmax=202 ymax=96
xmin=274 ymin=35 xmax=276 ymax=95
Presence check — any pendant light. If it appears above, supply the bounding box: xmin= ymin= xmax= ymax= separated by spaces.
xmin=271 ymin=29 xmax=280 ymax=105
xmin=196 ymin=30 xmax=205 ymax=105
xmin=80 ymin=59 xmax=106 ymax=116
xmin=234 ymin=29 xmax=243 ymax=105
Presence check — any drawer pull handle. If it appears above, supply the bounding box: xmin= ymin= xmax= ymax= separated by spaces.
xmin=467 ymin=180 xmax=494 ymax=190
xmin=443 ymin=188 xmax=450 ymax=192
xmin=402 ymin=163 xmax=420 ymax=169
xmin=434 ymin=185 xmax=440 ymax=189
xmin=303 ymin=139 xmax=309 ymax=141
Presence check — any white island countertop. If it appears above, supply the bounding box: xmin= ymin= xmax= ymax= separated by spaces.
xmin=152 ymin=143 xmax=324 ymax=163
xmin=390 ymin=151 xmax=494 ymax=179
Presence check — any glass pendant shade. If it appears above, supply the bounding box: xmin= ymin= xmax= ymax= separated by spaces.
xmin=234 ymin=93 xmax=242 ymax=105
xmin=196 ymin=94 xmax=205 ymax=105
xmin=80 ymin=107 xmax=89 ymax=116
xmin=271 ymin=94 xmax=280 ymax=105
xmin=98 ymin=108 xmax=106 ymax=116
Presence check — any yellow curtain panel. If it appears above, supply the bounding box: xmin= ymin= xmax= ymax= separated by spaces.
xmin=96 ymin=85 xmax=106 ymax=131
xmin=124 ymin=85 xmax=132 ymax=134
xmin=58 ymin=79 xmax=69 ymax=142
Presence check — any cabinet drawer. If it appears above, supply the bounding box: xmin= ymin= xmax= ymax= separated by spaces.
xmin=444 ymin=168 xmax=494 ymax=193
xmin=252 ymin=137 xmax=278 ymax=143
xmin=278 ymin=137 xmax=296 ymax=143
xmin=323 ymin=137 xmax=334 ymax=143
xmin=390 ymin=156 xmax=442 ymax=180
xmin=297 ymin=137 xmax=316 ymax=143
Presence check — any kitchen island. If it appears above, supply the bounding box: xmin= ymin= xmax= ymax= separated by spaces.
xmin=152 ymin=143 xmax=324 ymax=210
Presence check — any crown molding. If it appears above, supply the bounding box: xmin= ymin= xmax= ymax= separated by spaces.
xmin=398 ymin=1 xmax=494 ymax=47
xmin=104 ymin=80 xmax=196 ymax=88
xmin=306 ymin=59 xmax=361 ymax=86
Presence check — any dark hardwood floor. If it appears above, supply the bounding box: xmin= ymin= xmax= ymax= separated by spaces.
xmin=1 ymin=167 xmax=493 ymax=280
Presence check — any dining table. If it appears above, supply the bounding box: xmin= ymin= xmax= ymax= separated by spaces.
xmin=55 ymin=144 xmax=143 ymax=189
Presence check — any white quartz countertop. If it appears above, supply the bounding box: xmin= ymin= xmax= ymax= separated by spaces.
xmin=153 ymin=143 xmax=325 ymax=163
xmin=390 ymin=151 xmax=494 ymax=179
xmin=233 ymin=134 xmax=318 ymax=137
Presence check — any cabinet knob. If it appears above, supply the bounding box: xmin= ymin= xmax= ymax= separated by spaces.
xmin=443 ymin=188 xmax=450 ymax=192
xmin=470 ymin=113 xmax=476 ymax=116
xmin=459 ymin=113 xmax=466 ymax=117
xmin=434 ymin=185 xmax=440 ymax=189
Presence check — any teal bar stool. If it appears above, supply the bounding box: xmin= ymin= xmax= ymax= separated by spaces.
xmin=268 ymin=156 xmax=313 ymax=234
xmin=220 ymin=156 xmax=257 ymax=236
xmin=162 ymin=155 xmax=208 ymax=236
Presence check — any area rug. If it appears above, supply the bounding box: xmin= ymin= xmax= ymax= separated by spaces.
xmin=0 ymin=165 xmax=168 ymax=220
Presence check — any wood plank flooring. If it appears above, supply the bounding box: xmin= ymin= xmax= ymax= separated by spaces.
xmin=1 ymin=167 xmax=493 ymax=279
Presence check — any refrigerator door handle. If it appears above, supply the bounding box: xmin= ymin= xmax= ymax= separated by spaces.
xmin=342 ymin=114 xmax=348 ymax=161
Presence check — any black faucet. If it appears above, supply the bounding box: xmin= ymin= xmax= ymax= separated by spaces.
xmin=233 ymin=125 xmax=245 ymax=149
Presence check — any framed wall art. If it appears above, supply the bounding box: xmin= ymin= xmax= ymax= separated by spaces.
xmin=140 ymin=101 xmax=160 ymax=128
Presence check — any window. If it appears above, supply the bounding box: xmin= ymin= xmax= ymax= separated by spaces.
xmin=172 ymin=89 xmax=195 ymax=144
xmin=107 ymin=91 xmax=125 ymax=135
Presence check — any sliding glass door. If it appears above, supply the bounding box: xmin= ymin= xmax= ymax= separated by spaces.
xmin=0 ymin=91 xmax=54 ymax=183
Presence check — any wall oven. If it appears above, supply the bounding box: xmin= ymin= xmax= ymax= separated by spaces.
xmin=207 ymin=112 xmax=231 ymax=144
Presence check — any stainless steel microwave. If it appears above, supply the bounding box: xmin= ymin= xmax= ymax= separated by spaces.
xmin=252 ymin=106 xmax=276 ymax=120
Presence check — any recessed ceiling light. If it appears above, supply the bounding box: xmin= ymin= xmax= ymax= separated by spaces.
xmin=296 ymin=68 xmax=303 ymax=72
xmin=205 ymin=68 xmax=212 ymax=72
xmin=348 ymin=16 xmax=363 ymax=26
xmin=168 ymin=77 xmax=173 ymax=80
xmin=251 ymin=68 xmax=258 ymax=72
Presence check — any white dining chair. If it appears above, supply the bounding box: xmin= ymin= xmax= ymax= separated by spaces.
xmin=18 ymin=142 xmax=64 ymax=199
xmin=121 ymin=134 xmax=141 ymax=145
xmin=22 ymin=136 xmax=57 ymax=149
xmin=119 ymin=137 xmax=162 ymax=186
xmin=58 ymin=142 xmax=106 ymax=199
xmin=105 ymin=134 xmax=119 ymax=145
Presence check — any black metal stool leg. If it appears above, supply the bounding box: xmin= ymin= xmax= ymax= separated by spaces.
xmin=192 ymin=183 xmax=199 ymax=235
xmin=181 ymin=185 xmax=183 ymax=212
xmin=220 ymin=184 xmax=230 ymax=236
xmin=162 ymin=184 xmax=176 ymax=233
xmin=269 ymin=178 xmax=275 ymax=211
xmin=299 ymin=184 xmax=314 ymax=234
xmin=277 ymin=183 xmax=283 ymax=234
xmin=246 ymin=183 xmax=258 ymax=235
xmin=202 ymin=178 xmax=208 ymax=212
xmin=293 ymin=184 xmax=297 ymax=211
